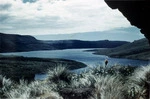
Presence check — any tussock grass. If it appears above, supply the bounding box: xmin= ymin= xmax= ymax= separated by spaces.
xmin=47 ymin=65 xmax=72 ymax=83
xmin=5 ymin=78 xmax=62 ymax=99
xmin=46 ymin=65 xmax=74 ymax=90
xmin=127 ymin=65 xmax=150 ymax=99
xmin=1 ymin=64 xmax=150 ymax=99
xmin=0 ymin=75 xmax=14 ymax=98
xmin=94 ymin=75 xmax=125 ymax=99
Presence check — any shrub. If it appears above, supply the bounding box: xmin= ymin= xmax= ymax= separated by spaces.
xmin=5 ymin=79 xmax=30 ymax=99
xmin=47 ymin=65 xmax=73 ymax=84
xmin=1 ymin=64 xmax=149 ymax=99
xmin=5 ymin=79 xmax=62 ymax=99
xmin=127 ymin=65 xmax=150 ymax=99
xmin=0 ymin=75 xmax=14 ymax=98
xmin=93 ymin=75 xmax=126 ymax=99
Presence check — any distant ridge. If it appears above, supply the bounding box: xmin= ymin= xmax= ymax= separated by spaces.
xmin=0 ymin=33 xmax=129 ymax=53
xmin=44 ymin=40 xmax=129 ymax=49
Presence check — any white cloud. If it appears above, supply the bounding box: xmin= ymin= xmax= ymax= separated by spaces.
xmin=0 ymin=0 xmax=131 ymax=35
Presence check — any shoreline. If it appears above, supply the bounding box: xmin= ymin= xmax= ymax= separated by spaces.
xmin=0 ymin=55 xmax=86 ymax=82
xmin=85 ymin=38 xmax=150 ymax=61
xmin=88 ymin=49 xmax=150 ymax=61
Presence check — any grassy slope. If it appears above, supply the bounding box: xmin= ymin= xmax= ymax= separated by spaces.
xmin=1 ymin=64 xmax=150 ymax=99
xmin=93 ymin=38 xmax=150 ymax=60
xmin=0 ymin=55 xmax=86 ymax=81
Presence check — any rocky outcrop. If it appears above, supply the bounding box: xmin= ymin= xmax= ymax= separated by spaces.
xmin=104 ymin=0 xmax=150 ymax=44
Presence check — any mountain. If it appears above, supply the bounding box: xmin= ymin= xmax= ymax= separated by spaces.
xmin=0 ymin=33 xmax=53 ymax=52
xmin=34 ymin=27 xmax=144 ymax=41
xmin=44 ymin=40 xmax=129 ymax=49
xmin=0 ymin=33 xmax=129 ymax=53
xmin=93 ymin=38 xmax=150 ymax=60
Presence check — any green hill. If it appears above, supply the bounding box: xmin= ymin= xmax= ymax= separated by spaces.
xmin=93 ymin=38 xmax=150 ymax=60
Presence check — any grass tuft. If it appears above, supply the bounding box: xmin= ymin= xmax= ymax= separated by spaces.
xmin=47 ymin=65 xmax=73 ymax=84
xmin=127 ymin=65 xmax=150 ymax=99
xmin=0 ymin=75 xmax=14 ymax=98
xmin=1 ymin=64 xmax=150 ymax=99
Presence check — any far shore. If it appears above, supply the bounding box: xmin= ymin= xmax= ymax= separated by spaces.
xmin=86 ymin=49 xmax=150 ymax=61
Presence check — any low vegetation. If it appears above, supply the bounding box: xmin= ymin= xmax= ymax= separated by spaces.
xmin=0 ymin=55 xmax=86 ymax=81
xmin=1 ymin=63 xmax=150 ymax=99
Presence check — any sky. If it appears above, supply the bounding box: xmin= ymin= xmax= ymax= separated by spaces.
xmin=0 ymin=0 xmax=145 ymax=41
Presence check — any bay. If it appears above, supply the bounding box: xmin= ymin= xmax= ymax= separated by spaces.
xmin=1 ymin=48 xmax=149 ymax=80
xmin=1 ymin=48 xmax=149 ymax=67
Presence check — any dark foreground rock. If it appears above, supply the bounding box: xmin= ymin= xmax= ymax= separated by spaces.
xmin=0 ymin=55 xmax=86 ymax=82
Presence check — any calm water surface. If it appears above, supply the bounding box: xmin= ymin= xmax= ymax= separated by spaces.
xmin=2 ymin=48 xmax=149 ymax=66
xmin=2 ymin=49 xmax=149 ymax=80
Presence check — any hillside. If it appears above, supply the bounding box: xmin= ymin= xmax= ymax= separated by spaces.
xmin=93 ymin=38 xmax=150 ymax=60
xmin=0 ymin=33 xmax=129 ymax=53
xmin=44 ymin=40 xmax=129 ymax=49
xmin=0 ymin=33 xmax=53 ymax=52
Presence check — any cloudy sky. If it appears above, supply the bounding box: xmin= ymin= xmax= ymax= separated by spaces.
xmin=0 ymin=0 xmax=144 ymax=41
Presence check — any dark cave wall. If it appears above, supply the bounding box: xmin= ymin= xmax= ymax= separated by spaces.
xmin=104 ymin=0 xmax=150 ymax=43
